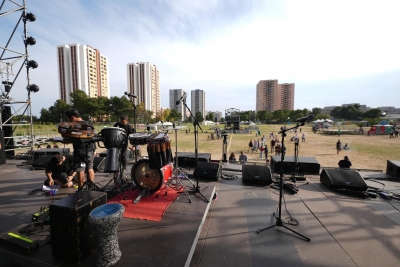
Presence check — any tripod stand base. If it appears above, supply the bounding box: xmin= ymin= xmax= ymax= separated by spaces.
xmin=256 ymin=214 xmax=310 ymax=242
xmin=78 ymin=180 xmax=103 ymax=192
xmin=188 ymin=185 xmax=210 ymax=203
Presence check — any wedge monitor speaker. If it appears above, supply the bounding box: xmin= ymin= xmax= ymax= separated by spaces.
xmin=242 ymin=165 xmax=272 ymax=185
xmin=320 ymin=169 xmax=368 ymax=191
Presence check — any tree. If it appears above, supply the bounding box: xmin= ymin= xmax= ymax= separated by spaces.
xmin=195 ymin=111 xmax=204 ymax=122
xmin=257 ymin=110 xmax=268 ymax=121
xmin=167 ymin=109 xmax=182 ymax=122
xmin=363 ymin=108 xmax=382 ymax=119
xmin=312 ymin=107 xmax=322 ymax=117
xmin=207 ymin=112 xmax=214 ymax=122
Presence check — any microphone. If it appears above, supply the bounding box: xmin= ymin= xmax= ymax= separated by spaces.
xmin=124 ymin=92 xmax=137 ymax=98
xmin=176 ymin=93 xmax=186 ymax=105
xmin=295 ymin=114 xmax=314 ymax=124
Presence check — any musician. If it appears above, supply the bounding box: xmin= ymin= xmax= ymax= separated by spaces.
xmin=114 ymin=115 xmax=135 ymax=175
xmin=65 ymin=108 xmax=95 ymax=188
xmin=44 ymin=154 xmax=76 ymax=188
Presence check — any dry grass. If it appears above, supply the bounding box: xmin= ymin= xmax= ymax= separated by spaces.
xmin=58 ymin=124 xmax=398 ymax=171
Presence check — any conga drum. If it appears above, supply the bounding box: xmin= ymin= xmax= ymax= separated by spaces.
xmin=88 ymin=203 xmax=125 ymax=267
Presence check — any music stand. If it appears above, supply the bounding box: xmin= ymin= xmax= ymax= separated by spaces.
xmin=256 ymin=123 xmax=310 ymax=242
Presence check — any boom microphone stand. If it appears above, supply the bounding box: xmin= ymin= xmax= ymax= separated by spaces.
xmin=126 ymin=93 xmax=138 ymax=162
xmin=256 ymin=122 xmax=310 ymax=242
xmin=180 ymin=98 xmax=209 ymax=203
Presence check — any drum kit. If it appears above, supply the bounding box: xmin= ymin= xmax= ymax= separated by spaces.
xmin=53 ymin=122 xmax=193 ymax=203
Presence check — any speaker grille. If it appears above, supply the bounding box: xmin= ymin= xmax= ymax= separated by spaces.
xmin=320 ymin=169 xmax=367 ymax=191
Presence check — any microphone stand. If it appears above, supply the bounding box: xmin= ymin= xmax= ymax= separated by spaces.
xmin=256 ymin=122 xmax=310 ymax=242
xmin=128 ymin=96 xmax=138 ymax=162
xmin=180 ymin=98 xmax=209 ymax=203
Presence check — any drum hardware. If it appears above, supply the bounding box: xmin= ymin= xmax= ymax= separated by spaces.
xmin=160 ymin=125 xmax=192 ymax=202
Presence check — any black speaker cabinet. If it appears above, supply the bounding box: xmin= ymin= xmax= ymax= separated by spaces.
xmin=176 ymin=152 xmax=211 ymax=168
xmin=50 ymin=191 xmax=107 ymax=264
xmin=386 ymin=160 xmax=400 ymax=178
xmin=271 ymin=156 xmax=320 ymax=175
xmin=194 ymin=161 xmax=220 ymax=181
xmin=0 ymin=130 xmax=5 ymax=165
xmin=31 ymin=155 xmax=53 ymax=169
xmin=242 ymin=165 xmax=272 ymax=185
xmin=93 ymin=157 xmax=106 ymax=172
xmin=320 ymin=169 xmax=368 ymax=191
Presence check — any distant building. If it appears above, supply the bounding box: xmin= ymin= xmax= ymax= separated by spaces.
xmin=57 ymin=43 xmax=109 ymax=104
xmin=341 ymin=103 xmax=370 ymax=112
xmin=127 ymin=62 xmax=160 ymax=118
xmin=191 ymin=89 xmax=205 ymax=119
xmin=377 ymin=106 xmax=400 ymax=114
xmin=206 ymin=111 xmax=222 ymax=122
xmin=169 ymin=89 xmax=186 ymax=121
xmin=256 ymin=80 xmax=295 ymax=112
xmin=321 ymin=106 xmax=338 ymax=115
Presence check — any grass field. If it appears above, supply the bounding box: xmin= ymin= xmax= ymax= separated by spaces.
xmin=25 ymin=123 xmax=399 ymax=171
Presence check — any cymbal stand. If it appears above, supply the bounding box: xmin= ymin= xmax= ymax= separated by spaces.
xmin=181 ymin=99 xmax=209 ymax=203
xmin=256 ymin=122 xmax=310 ymax=242
xmin=162 ymin=127 xmax=192 ymax=202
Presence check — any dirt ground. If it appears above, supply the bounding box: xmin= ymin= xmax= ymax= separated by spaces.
xmin=55 ymin=124 xmax=399 ymax=172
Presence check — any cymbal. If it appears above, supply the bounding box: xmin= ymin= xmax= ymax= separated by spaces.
xmin=162 ymin=126 xmax=187 ymax=130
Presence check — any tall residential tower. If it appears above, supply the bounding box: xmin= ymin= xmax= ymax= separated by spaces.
xmin=127 ymin=62 xmax=160 ymax=117
xmin=191 ymin=89 xmax=205 ymax=119
xmin=169 ymin=89 xmax=186 ymax=121
xmin=57 ymin=43 xmax=109 ymax=104
xmin=256 ymin=80 xmax=295 ymax=112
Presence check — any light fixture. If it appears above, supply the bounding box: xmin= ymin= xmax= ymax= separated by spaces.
xmin=2 ymin=81 xmax=13 ymax=93
xmin=28 ymin=60 xmax=38 ymax=69
xmin=27 ymin=84 xmax=39 ymax=93
xmin=25 ymin=37 xmax=36 ymax=46
xmin=25 ymin=13 xmax=36 ymax=22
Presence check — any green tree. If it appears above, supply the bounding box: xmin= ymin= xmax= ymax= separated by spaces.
xmin=363 ymin=108 xmax=382 ymax=119
xmin=257 ymin=110 xmax=268 ymax=121
xmin=207 ymin=112 xmax=214 ymax=121
xmin=195 ymin=111 xmax=204 ymax=122
xmin=312 ymin=107 xmax=322 ymax=117
xmin=167 ymin=109 xmax=182 ymax=122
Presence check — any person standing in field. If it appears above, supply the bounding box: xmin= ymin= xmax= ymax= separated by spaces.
xmin=336 ymin=140 xmax=342 ymax=154
xmin=248 ymin=139 xmax=253 ymax=152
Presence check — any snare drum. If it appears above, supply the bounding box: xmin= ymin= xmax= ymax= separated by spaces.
xmin=131 ymin=159 xmax=173 ymax=192
xmin=99 ymin=127 xmax=127 ymax=148
xmin=128 ymin=133 xmax=151 ymax=146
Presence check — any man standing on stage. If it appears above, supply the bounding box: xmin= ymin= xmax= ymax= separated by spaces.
xmin=65 ymin=108 xmax=95 ymax=188
xmin=114 ymin=115 xmax=135 ymax=177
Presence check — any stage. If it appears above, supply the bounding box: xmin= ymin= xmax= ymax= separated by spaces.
xmin=1 ymin=159 xmax=400 ymax=267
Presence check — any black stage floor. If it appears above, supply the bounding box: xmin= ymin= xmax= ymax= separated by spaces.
xmin=1 ymin=160 xmax=400 ymax=267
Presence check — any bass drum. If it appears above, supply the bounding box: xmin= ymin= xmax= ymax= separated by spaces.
xmin=131 ymin=159 xmax=173 ymax=192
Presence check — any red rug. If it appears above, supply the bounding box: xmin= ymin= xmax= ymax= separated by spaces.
xmin=108 ymin=187 xmax=181 ymax=221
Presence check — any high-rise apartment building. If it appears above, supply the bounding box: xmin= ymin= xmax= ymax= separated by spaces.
xmin=127 ymin=62 xmax=160 ymax=117
xmin=169 ymin=89 xmax=186 ymax=121
xmin=57 ymin=44 xmax=109 ymax=104
xmin=256 ymin=80 xmax=295 ymax=112
xmin=191 ymin=89 xmax=205 ymax=119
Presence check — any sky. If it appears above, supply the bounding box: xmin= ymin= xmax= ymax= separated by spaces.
xmin=1 ymin=0 xmax=399 ymax=117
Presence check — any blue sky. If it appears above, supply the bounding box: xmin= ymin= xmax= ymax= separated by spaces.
xmin=1 ymin=0 xmax=399 ymax=116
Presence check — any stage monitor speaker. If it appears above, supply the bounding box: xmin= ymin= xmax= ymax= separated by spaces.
xmin=386 ymin=160 xmax=400 ymax=178
xmin=176 ymin=152 xmax=211 ymax=168
xmin=31 ymin=155 xmax=53 ymax=169
xmin=320 ymin=169 xmax=368 ymax=191
xmin=194 ymin=161 xmax=220 ymax=181
xmin=50 ymin=191 xmax=106 ymax=264
xmin=0 ymin=130 xmax=5 ymax=164
xmin=242 ymin=165 xmax=272 ymax=185
xmin=93 ymin=156 xmax=106 ymax=172
xmin=270 ymin=156 xmax=320 ymax=175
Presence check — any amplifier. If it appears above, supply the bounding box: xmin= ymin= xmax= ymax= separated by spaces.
xmin=50 ymin=191 xmax=107 ymax=264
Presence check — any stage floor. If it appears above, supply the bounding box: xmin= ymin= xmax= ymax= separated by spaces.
xmin=1 ymin=160 xmax=400 ymax=267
